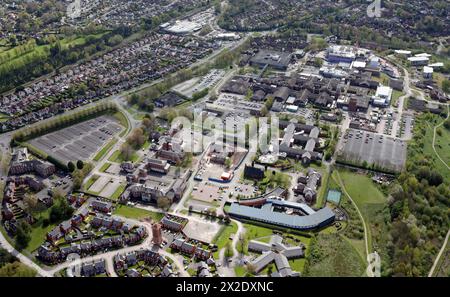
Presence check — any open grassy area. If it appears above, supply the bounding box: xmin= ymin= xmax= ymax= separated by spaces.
xmin=0 ymin=112 xmax=9 ymax=122
xmin=212 ymin=222 xmax=238 ymax=258
xmin=113 ymin=205 xmax=164 ymax=222
xmin=415 ymin=113 xmax=450 ymax=183
xmin=338 ymin=170 xmax=386 ymax=205
xmin=257 ymin=171 xmax=291 ymax=192
xmin=109 ymin=184 xmax=127 ymax=201
xmin=113 ymin=111 xmax=130 ymax=137
xmin=93 ymin=138 xmax=118 ymax=162
xmin=336 ymin=169 xmax=387 ymax=252
xmin=304 ymin=233 xmax=366 ymax=277
xmin=391 ymin=90 xmax=404 ymax=106
xmin=26 ymin=208 xmax=58 ymax=253
xmin=83 ymin=175 xmax=99 ymax=192
xmin=243 ymin=223 xmax=274 ymax=241
xmin=434 ymin=126 xmax=450 ymax=170
xmin=108 ymin=150 xmax=139 ymax=163
xmin=99 ymin=162 xmax=112 ymax=173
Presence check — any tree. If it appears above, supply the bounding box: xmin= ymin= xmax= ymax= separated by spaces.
xmin=76 ymin=160 xmax=84 ymax=170
xmin=67 ymin=161 xmax=75 ymax=172
xmin=49 ymin=198 xmax=73 ymax=223
xmin=442 ymin=79 xmax=450 ymax=93
xmin=225 ymin=158 xmax=232 ymax=169
xmin=0 ymin=248 xmax=15 ymax=267
xmin=15 ymin=226 xmax=31 ymax=251
xmin=157 ymin=196 xmax=172 ymax=210
xmin=141 ymin=116 xmax=155 ymax=133
xmin=120 ymin=142 xmax=135 ymax=161
xmin=224 ymin=241 xmax=234 ymax=258
xmin=0 ymin=262 xmax=36 ymax=277
xmin=24 ymin=193 xmax=38 ymax=213
xmin=126 ymin=128 xmax=146 ymax=149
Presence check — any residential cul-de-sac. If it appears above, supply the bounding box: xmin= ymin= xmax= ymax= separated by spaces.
xmin=0 ymin=0 xmax=448 ymax=284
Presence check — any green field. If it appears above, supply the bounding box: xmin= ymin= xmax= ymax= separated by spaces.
xmin=26 ymin=208 xmax=59 ymax=253
xmin=93 ymin=138 xmax=118 ymax=162
xmin=83 ymin=175 xmax=99 ymax=192
xmin=304 ymin=233 xmax=366 ymax=277
xmin=391 ymin=90 xmax=404 ymax=106
xmin=114 ymin=111 xmax=130 ymax=137
xmin=336 ymin=170 xmax=387 ymax=252
xmin=337 ymin=170 xmax=386 ymax=205
xmin=243 ymin=223 xmax=274 ymax=241
xmin=434 ymin=125 xmax=450 ymax=171
xmin=212 ymin=222 xmax=238 ymax=258
xmin=416 ymin=114 xmax=450 ymax=182
xmin=110 ymin=184 xmax=126 ymax=201
xmin=0 ymin=112 xmax=9 ymax=122
xmin=108 ymin=150 xmax=139 ymax=163
xmin=113 ymin=205 xmax=164 ymax=222
xmin=99 ymin=162 xmax=112 ymax=173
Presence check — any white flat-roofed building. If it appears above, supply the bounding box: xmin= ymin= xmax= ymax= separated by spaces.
xmin=408 ymin=56 xmax=429 ymax=66
xmin=372 ymin=86 xmax=393 ymax=107
xmin=428 ymin=62 xmax=444 ymax=68
xmin=423 ymin=66 xmax=434 ymax=80
xmin=215 ymin=33 xmax=240 ymax=40
xmin=351 ymin=61 xmax=367 ymax=69
xmin=394 ymin=50 xmax=412 ymax=56
xmin=166 ymin=20 xmax=202 ymax=35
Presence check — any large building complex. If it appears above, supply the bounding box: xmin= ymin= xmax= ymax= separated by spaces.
xmin=228 ymin=198 xmax=335 ymax=230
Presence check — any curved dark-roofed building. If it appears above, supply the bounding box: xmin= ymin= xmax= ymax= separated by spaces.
xmin=228 ymin=199 xmax=335 ymax=230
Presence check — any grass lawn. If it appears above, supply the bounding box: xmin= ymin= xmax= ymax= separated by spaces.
xmin=243 ymin=223 xmax=274 ymax=240
xmin=391 ymin=90 xmax=404 ymax=106
xmin=416 ymin=114 xmax=450 ymax=183
xmin=108 ymin=150 xmax=139 ymax=163
xmin=434 ymin=126 xmax=450 ymax=170
xmin=109 ymin=183 xmax=126 ymax=201
xmin=83 ymin=175 xmax=99 ymax=192
xmin=304 ymin=233 xmax=366 ymax=277
xmin=113 ymin=205 xmax=164 ymax=221
xmin=234 ymin=265 xmax=249 ymax=277
xmin=99 ymin=162 xmax=112 ymax=173
xmin=336 ymin=169 xmax=387 ymax=253
xmin=212 ymin=222 xmax=238 ymax=258
xmin=93 ymin=138 xmax=118 ymax=162
xmin=26 ymin=208 xmax=58 ymax=253
xmin=338 ymin=170 xmax=386 ymax=205
xmin=0 ymin=112 xmax=9 ymax=122
xmin=114 ymin=111 xmax=129 ymax=137
xmin=257 ymin=171 xmax=291 ymax=192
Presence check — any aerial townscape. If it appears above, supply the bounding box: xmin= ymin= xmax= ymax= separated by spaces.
xmin=0 ymin=0 xmax=448 ymax=281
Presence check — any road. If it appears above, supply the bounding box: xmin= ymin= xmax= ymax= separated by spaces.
xmin=45 ymin=221 xmax=187 ymax=276
xmin=391 ymin=62 xmax=412 ymax=139
xmin=428 ymin=229 xmax=450 ymax=277
xmin=0 ymin=232 xmax=53 ymax=277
